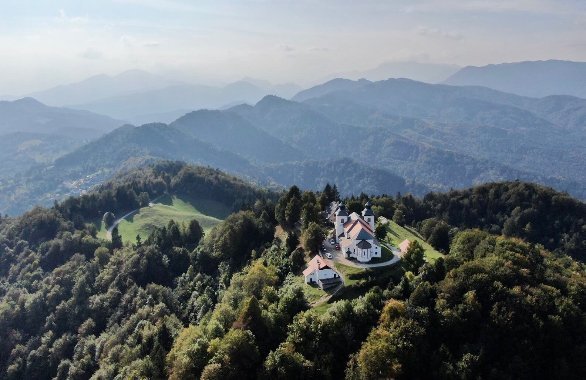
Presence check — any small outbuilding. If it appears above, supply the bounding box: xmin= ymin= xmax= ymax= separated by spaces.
xmin=399 ymin=239 xmax=411 ymax=256
xmin=303 ymin=256 xmax=341 ymax=289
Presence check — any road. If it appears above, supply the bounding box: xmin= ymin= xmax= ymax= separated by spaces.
xmin=320 ymin=236 xmax=401 ymax=269
xmin=105 ymin=196 xmax=163 ymax=240
xmin=106 ymin=209 xmax=139 ymax=240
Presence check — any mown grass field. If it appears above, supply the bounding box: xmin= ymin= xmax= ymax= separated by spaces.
xmin=98 ymin=194 xmax=231 ymax=243
xmin=383 ymin=219 xmax=443 ymax=262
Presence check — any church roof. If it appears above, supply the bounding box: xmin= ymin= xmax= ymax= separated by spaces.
xmin=362 ymin=208 xmax=375 ymax=216
xmin=345 ymin=217 xmax=374 ymax=236
xmin=335 ymin=203 xmax=348 ymax=217
xmin=303 ymin=255 xmax=332 ymax=276
xmin=362 ymin=200 xmax=375 ymax=216
xmin=353 ymin=229 xmax=374 ymax=241
xmin=357 ymin=240 xmax=372 ymax=249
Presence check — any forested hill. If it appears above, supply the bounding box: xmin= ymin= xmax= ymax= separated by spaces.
xmin=56 ymin=161 xmax=274 ymax=228
xmin=0 ymin=163 xmax=584 ymax=379
xmin=370 ymin=181 xmax=586 ymax=262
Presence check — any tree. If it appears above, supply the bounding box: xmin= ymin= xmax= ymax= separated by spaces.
xmin=102 ymin=212 xmax=116 ymax=228
xmin=137 ymin=192 xmax=150 ymax=207
xmin=300 ymin=203 xmax=319 ymax=229
xmin=206 ymin=329 xmax=260 ymax=379
xmin=290 ymin=248 xmax=306 ymax=272
xmin=184 ymin=219 xmax=204 ymax=246
xmin=111 ymin=226 xmax=123 ymax=249
xmin=264 ymin=343 xmax=313 ymax=379
xmin=375 ymin=222 xmax=387 ymax=241
xmin=402 ymin=240 xmax=425 ymax=274
xmin=301 ymin=222 xmax=324 ymax=254
xmin=285 ymin=232 xmax=299 ymax=254
xmin=233 ymin=296 xmax=267 ymax=345
xmin=428 ymin=221 xmax=450 ymax=252
xmin=392 ymin=207 xmax=406 ymax=226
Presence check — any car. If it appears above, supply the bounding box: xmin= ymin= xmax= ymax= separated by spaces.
xmin=325 ymin=252 xmax=333 ymax=259
xmin=329 ymin=239 xmax=335 ymax=245
xmin=335 ymin=244 xmax=340 ymax=250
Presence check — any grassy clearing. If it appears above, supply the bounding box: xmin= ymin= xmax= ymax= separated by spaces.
xmin=97 ymin=194 xmax=230 ymax=243
xmin=384 ymin=220 xmax=443 ymax=262
xmin=335 ymin=263 xmax=367 ymax=287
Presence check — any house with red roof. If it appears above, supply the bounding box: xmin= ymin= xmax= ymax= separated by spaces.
xmin=334 ymin=201 xmax=382 ymax=262
xmin=303 ymin=255 xmax=341 ymax=289
xmin=399 ymin=239 xmax=411 ymax=256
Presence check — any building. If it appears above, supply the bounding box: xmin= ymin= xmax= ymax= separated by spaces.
xmin=303 ymin=255 xmax=341 ymax=289
xmin=399 ymin=239 xmax=411 ymax=256
xmin=334 ymin=201 xmax=382 ymax=263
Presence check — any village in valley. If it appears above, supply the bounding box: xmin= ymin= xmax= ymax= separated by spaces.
xmin=302 ymin=199 xmax=421 ymax=301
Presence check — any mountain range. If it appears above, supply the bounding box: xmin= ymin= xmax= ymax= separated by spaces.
xmin=445 ymin=60 xmax=586 ymax=98
xmin=0 ymin=97 xmax=122 ymax=179
xmin=26 ymin=70 xmax=301 ymax=124
xmin=1 ymin=64 xmax=585 ymax=214
xmin=326 ymin=61 xmax=460 ymax=83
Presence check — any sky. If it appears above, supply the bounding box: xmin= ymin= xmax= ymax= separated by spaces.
xmin=1 ymin=0 xmax=585 ymax=94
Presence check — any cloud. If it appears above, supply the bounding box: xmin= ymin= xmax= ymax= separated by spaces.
xmin=143 ymin=41 xmax=161 ymax=48
xmin=113 ymin=0 xmax=202 ymax=12
xmin=277 ymin=44 xmax=295 ymax=52
xmin=309 ymin=47 xmax=330 ymax=52
xmin=57 ymin=9 xmax=88 ymax=25
xmin=120 ymin=35 xmax=137 ymax=47
xmin=403 ymin=0 xmax=579 ymax=15
xmin=417 ymin=26 xmax=463 ymax=40
xmin=79 ymin=48 xmax=104 ymax=60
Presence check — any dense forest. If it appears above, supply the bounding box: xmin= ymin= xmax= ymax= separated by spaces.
xmin=0 ymin=163 xmax=584 ymax=379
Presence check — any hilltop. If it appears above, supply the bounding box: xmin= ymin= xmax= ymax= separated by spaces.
xmin=0 ymin=163 xmax=583 ymax=379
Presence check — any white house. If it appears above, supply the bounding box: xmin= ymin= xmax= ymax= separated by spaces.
xmin=334 ymin=201 xmax=382 ymax=263
xmin=303 ymin=255 xmax=341 ymax=289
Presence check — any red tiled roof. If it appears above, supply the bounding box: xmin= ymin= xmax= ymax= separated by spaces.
xmin=303 ymin=255 xmax=331 ymax=276
xmin=399 ymin=239 xmax=411 ymax=253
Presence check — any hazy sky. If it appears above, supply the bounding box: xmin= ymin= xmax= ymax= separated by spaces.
xmin=1 ymin=0 xmax=585 ymax=94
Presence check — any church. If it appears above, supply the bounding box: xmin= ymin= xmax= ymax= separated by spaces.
xmin=334 ymin=201 xmax=382 ymax=263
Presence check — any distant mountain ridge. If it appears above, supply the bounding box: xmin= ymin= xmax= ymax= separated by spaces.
xmin=26 ymin=70 xmax=302 ymax=124
xmin=2 ymin=76 xmax=585 ymax=214
xmin=0 ymin=97 xmax=122 ymax=138
xmin=322 ymin=61 xmax=460 ymax=83
xmin=27 ymin=70 xmax=179 ymax=106
xmin=293 ymin=78 xmax=586 ymax=193
xmin=444 ymin=60 xmax=586 ymax=98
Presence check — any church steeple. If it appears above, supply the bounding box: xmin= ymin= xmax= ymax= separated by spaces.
xmin=361 ymin=201 xmax=375 ymax=231
xmin=334 ymin=203 xmax=348 ymax=243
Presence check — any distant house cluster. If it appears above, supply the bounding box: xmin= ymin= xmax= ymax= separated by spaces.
xmin=334 ymin=202 xmax=381 ymax=263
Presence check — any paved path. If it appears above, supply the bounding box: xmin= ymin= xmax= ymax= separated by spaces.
xmin=106 ymin=209 xmax=139 ymax=240
xmin=321 ymin=238 xmax=401 ymax=269
xmin=105 ymin=195 xmax=163 ymax=240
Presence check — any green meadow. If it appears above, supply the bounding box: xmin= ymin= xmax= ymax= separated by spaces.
xmin=98 ymin=194 xmax=231 ymax=243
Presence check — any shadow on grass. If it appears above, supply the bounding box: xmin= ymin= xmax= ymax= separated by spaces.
xmin=158 ymin=193 xmax=173 ymax=206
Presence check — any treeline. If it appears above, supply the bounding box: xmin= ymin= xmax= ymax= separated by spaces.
xmin=0 ymin=200 xmax=277 ymax=379
xmin=348 ymin=231 xmax=586 ymax=379
xmin=56 ymin=161 xmax=273 ymax=229
xmin=344 ymin=181 xmax=585 ymax=261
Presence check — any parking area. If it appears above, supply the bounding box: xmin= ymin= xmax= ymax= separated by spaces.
xmin=320 ymin=236 xmax=339 ymax=259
